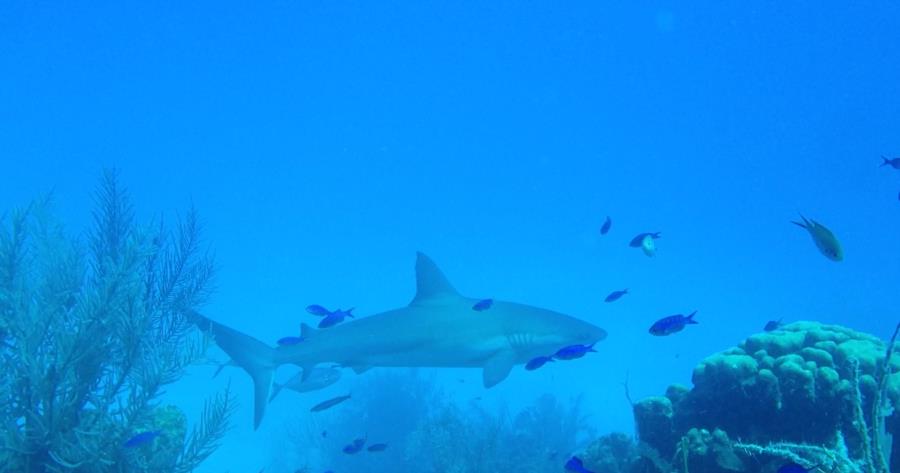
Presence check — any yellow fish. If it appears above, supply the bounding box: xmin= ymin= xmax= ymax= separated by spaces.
xmin=792 ymin=215 xmax=843 ymax=262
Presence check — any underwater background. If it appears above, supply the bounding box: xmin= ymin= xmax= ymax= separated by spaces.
xmin=2 ymin=1 xmax=900 ymax=472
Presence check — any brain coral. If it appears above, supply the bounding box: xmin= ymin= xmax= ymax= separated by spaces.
xmin=667 ymin=321 xmax=899 ymax=450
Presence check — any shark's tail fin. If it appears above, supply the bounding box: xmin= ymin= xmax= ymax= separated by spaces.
xmin=189 ymin=310 xmax=276 ymax=430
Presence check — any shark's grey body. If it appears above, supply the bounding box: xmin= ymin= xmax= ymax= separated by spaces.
xmin=192 ymin=252 xmax=607 ymax=429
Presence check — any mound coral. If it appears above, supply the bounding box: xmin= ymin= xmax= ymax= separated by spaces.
xmin=580 ymin=432 xmax=638 ymax=473
xmin=632 ymin=321 xmax=899 ymax=473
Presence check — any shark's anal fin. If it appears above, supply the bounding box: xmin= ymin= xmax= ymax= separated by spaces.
xmin=410 ymin=252 xmax=462 ymax=305
xmin=482 ymin=351 xmax=516 ymax=388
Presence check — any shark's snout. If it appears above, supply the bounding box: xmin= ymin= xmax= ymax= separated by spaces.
xmin=582 ymin=324 xmax=608 ymax=345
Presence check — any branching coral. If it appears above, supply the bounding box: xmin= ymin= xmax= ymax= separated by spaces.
xmin=0 ymin=170 xmax=232 ymax=472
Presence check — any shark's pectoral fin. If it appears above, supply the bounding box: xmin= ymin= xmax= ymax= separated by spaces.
xmin=482 ymin=351 xmax=516 ymax=388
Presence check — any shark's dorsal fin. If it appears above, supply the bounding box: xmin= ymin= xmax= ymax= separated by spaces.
xmin=411 ymin=252 xmax=461 ymax=305
xmin=300 ymin=323 xmax=315 ymax=340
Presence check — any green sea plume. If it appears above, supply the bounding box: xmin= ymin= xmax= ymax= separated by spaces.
xmin=0 ymin=171 xmax=233 ymax=472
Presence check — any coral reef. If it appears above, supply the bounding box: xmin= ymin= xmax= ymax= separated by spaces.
xmin=277 ymin=369 xmax=445 ymax=473
xmin=0 ymin=171 xmax=233 ymax=472
xmin=404 ymin=393 xmax=591 ymax=473
xmin=580 ymin=432 xmax=638 ymax=473
xmin=277 ymin=368 xmax=593 ymax=473
xmin=630 ymin=321 xmax=899 ymax=473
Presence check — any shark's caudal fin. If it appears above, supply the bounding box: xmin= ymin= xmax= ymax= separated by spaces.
xmin=189 ymin=311 xmax=276 ymax=430
xmin=410 ymin=252 xmax=462 ymax=305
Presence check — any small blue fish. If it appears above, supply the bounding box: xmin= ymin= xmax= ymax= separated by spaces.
xmin=564 ymin=455 xmax=595 ymax=473
xmin=472 ymin=299 xmax=493 ymax=311
xmin=629 ymin=231 xmax=661 ymax=247
xmin=881 ymin=156 xmax=900 ymax=169
xmin=553 ymin=344 xmax=597 ymax=361
xmin=318 ymin=314 xmax=342 ymax=328
xmin=604 ymin=289 xmax=628 ymax=303
xmin=342 ymin=437 xmax=366 ymax=454
xmin=276 ymin=336 xmax=304 ymax=346
xmin=331 ymin=307 xmax=355 ymax=319
xmin=306 ymin=304 xmax=332 ymax=316
xmin=600 ymin=216 xmax=612 ymax=235
xmin=367 ymin=443 xmax=388 ymax=452
xmin=525 ymin=356 xmax=555 ymax=371
xmin=649 ymin=311 xmax=698 ymax=336
xmin=310 ymin=394 xmax=352 ymax=412
xmin=318 ymin=308 xmax=354 ymax=328
xmin=763 ymin=319 xmax=783 ymax=332
xmin=321 ymin=430 xmax=327 ymax=438
xmin=124 ymin=431 xmax=161 ymax=448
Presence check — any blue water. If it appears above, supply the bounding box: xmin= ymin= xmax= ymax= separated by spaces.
xmin=2 ymin=2 xmax=899 ymax=472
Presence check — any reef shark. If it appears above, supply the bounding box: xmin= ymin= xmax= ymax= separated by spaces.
xmin=191 ymin=252 xmax=607 ymax=429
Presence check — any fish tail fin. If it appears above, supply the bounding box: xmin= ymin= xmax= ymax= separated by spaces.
xmin=189 ymin=310 xmax=277 ymax=430
xmin=791 ymin=214 xmax=809 ymax=229
xmin=882 ymin=156 xmax=890 ymax=166
xmin=686 ymin=311 xmax=699 ymax=324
